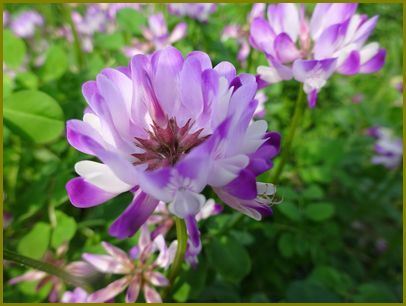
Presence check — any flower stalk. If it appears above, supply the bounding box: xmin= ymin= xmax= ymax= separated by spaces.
xmin=272 ymin=84 xmax=306 ymax=184
xmin=62 ymin=4 xmax=85 ymax=70
xmin=4 ymin=249 xmax=92 ymax=292
xmin=161 ymin=217 xmax=187 ymax=301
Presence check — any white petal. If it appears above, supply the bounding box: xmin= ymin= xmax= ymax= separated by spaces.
xmin=143 ymin=285 xmax=162 ymax=303
xmin=208 ymin=155 xmax=249 ymax=187
xmin=241 ymin=120 xmax=268 ymax=154
xmin=211 ymin=76 xmax=233 ymax=129
xmin=359 ymin=42 xmax=379 ymax=64
xmin=257 ymin=65 xmax=283 ymax=84
xmin=82 ymin=253 xmax=132 ymax=274
xmin=75 ymin=160 xmax=133 ymax=194
xmin=343 ymin=14 xmax=362 ymax=45
xmin=168 ymin=189 xmax=206 ymax=218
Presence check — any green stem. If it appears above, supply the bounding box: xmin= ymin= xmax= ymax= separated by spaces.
xmin=4 ymin=249 xmax=92 ymax=291
xmin=272 ymin=84 xmax=306 ymax=184
xmin=161 ymin=217 xmax=187 ymax=301
xmin=62 ymin=4 xmax=85 ymax=70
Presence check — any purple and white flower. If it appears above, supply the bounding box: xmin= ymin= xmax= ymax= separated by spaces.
xmin=65 ymin=46 xmax=280 ymax=256
xmin=8 ymin=244 xmax=94 ymax=302
xmin=168 ymin=3 xmax=216 ymax=22
xmin=123 ymin=13 xmax=187 ymax=57
xmin=250 ymin=3 xmax=386 ymax=107
xmin=367 ymin=126 xmax=402 ymax=169
xmin=147 ymin=198 xmax=221 ymax=240
xmin=9 ymin=10 xmax=44 ymax=38
xmin=83 ymin=227 xmax=177 ymax=303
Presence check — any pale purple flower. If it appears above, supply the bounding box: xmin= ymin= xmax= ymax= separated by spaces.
xmin=367 ymin=126 xmax=402 ymax=169
xmin=222 ymin=4 xmax=265 ymax=67
xmin=83 ymin=227 xmax=177 ymax=303
xmin=250 ymin=3 xmax=386 ymax=107
xmin=222 ymin=24 xmax=251 ymax=68
xmin=71 ymin=4 xmax=112 ymax=52
xmin=61 ymin=287 xmax=90 ymax=303
xmin=147 ymin=198 xmax=221 ymax=240
xmin=9 ymin=10 xmax=44 ymax=38
xmin=168 ymin=3 xmax=216 ymax=22
xmin=66 ymin=47 xmax=280 ymax=256
xmin=146 ymin=199 xmax=222 ymax=267
xmin=8 ymin=245 xmax=94 ymax=302
xmin=123 ymin=13 xmax=187 ymax=57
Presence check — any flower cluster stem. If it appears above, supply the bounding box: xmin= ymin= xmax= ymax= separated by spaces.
xmin=4 ymin=249 xmax=92 ymax=292
xmin=161 ymin=217 xmax=187 ymax=301
xmin=62 ymin=4 xmax=85 ymax=70
xmin=272 ymin=84 xmax=306 ymax=184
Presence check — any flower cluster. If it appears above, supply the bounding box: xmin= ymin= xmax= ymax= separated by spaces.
xmin=80 ymin=226 xmax=177 ymax=303
xmin=4 ymin=10 xmax=44 ymax=38
xmin=66 ymin=4 xmax=141 ymax=53
xmin=7 ymin=244 xmax=95 ymax=302
xmin=123 ymin=13 xmax=187 ymax=57
xmin=221 ymin=3 xmax=265 ymax=67
xmin=168 ymin=3 xmax=216 ymax=22
xmin=250 ymin=3 xmax=386 ymax=107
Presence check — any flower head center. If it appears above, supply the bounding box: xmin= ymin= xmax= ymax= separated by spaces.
xmin=132 ymin=118 xmax=209 ymax=170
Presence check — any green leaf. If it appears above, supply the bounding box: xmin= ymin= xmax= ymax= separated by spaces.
xmin=40 ymin=45 xmax=68 ymax=82
xmin=353 ymin=282 xmax=398 ymax=302
xmin=309 ymin=265 xmax=354 ymax=296
xmin=51 ymin=211 xmax=77 ymax=248
xmin=277 ymin=201 xmax=301 ymax=221
xmin=3 ymin=74 xmax=14 ymax=98
xmin=16 ymin=72 xmax=39 ymax=89
xmin=3 ymin=30 xmax=26 ymax=69
xmin=286 ymin=280 xmax=341 ymax=302
xmin=17 ymin=222 xmax=51 ymax=259
xmin=4 ymin=90 xmax=64 ymax=143
xmin=116 ymin=8 xmax=146 ymax=34
xmin=94 ymin=32 xmax=125 ymax=50
xmin=303 ymin=185 xmax=324 ymax=200
xmin=304 ymin=203 xmax=335 ymax=222
xmin=277 ymin=233 xmax=294 ymax=258
xmin=206 ymin=235 xmax=251 ymax=283
xmin=87 ymin=53 xmax=105 ymax=79
xmin=230 ymin=230 xmax=254 ymax=246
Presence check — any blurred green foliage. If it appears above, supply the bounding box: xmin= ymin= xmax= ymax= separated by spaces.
xmin=3 ymin=3 xmax=403 ymax=303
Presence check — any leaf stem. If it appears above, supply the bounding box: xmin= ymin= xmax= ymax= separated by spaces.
xmin=161 ymin=217 xmax=187 ymax=301
xmin=4 ymin=249 xmax=92 ymax=291
xmin=272 ymin=84 xmax=306 ymax=184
